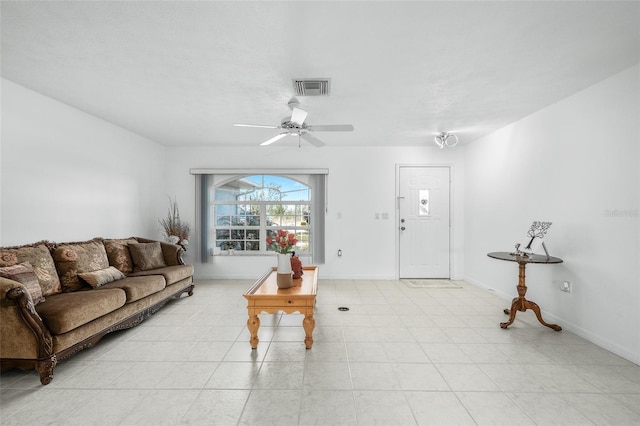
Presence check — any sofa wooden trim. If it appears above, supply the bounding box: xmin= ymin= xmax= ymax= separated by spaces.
xmin=5 ymin=287 xmax=57 ymax=384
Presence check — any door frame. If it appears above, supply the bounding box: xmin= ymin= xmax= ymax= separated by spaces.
xmin=395 ymin=164 xmax=455 ymax=280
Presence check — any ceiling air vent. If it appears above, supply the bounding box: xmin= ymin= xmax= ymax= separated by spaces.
xmin=293 ymin=79 xmax=331 ymax=96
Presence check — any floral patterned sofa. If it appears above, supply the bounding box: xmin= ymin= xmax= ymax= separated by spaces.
xmin=0 ymin=237 xmax=194 ymax=385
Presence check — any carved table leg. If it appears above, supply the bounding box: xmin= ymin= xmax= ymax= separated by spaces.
xmin=525 ymin=299 xmax=562 ymax=331
xmin=501 ymin=262 xmax=562 ymax=331
xmin=500 ymin=297 xmax=519 ymax=329
xmin=303 ymin=314 xmax=315 ymax=349
xmin=247 ymin=315 xmax=260 ymax=349
xmin=500 ymin=274 xmax=528 ymax=329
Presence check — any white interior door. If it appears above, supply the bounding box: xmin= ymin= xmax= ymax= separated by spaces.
xmin=398 ymin=166 xmax=450 ymax=278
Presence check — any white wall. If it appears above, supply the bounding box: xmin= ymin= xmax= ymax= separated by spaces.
xmin=163 ymin=145 xmax=465 ymax=281
xmin=4 ymin=65 xmax=637 ymax=364
xmin=464 ymin=65 xmax=640 ymax=364
xmin=0 ymin=79 xmax=166 ymax=246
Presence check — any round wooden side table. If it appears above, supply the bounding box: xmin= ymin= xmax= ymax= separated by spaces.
xmin=487 ymin=252 xmax=563 ymax=331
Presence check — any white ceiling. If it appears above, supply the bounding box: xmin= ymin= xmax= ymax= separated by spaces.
xmin=2 ymin=1 xmax=638 ymax=148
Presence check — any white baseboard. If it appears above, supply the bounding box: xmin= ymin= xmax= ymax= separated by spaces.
xmin=194 ymin=274 xmax=397 ymax=281
xmin=463 ymin=275 xmax=640 ymax=366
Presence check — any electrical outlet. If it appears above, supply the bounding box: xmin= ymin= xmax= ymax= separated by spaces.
xmin=554 ymin=280 xmax=572 ymax=293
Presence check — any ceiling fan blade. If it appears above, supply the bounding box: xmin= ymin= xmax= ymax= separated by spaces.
xmin=290 ymin=107 xmax=308 ymax=126
xmin=306 ymin=124 xmax=354 ymax=132
xmin=260 ymin=133 xmax=289 ymax=146
xmin=234 ymin=123 xmax=280 ymax=129
xmin=300 ymin=132 xmax=325 ymax=147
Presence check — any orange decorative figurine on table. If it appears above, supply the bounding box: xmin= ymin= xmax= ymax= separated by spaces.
xmin=290 ymin=252 xmax=304 ymax=279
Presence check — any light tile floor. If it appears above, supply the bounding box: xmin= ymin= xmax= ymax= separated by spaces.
xmin=1 ymin=279 xmax=639 ymax=425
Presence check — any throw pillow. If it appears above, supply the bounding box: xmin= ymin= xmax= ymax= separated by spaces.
xmin=128 ymin=242 xmax=166 ymax=271
xmin=0 ymin=251 xmax=18 ymax=267
xmin=0 ymin=262 xmax=46 ymax=305
xmin=0 ymin=242 xmax=61 ymax=296
xmin=78 ymin=266 xmax=126 ymax=288
xmin=103 ymin=238 xmax=138 ymax=274
xmin=52 ymin=240 xmax=110 ymax=292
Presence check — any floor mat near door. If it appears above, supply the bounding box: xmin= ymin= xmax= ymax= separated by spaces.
xmin=401 ymin=279 xmax=463 ymax=289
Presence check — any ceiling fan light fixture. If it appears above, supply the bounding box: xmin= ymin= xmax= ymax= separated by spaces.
xmin=434 ymin=132 xmax=458 ymax=149
xmin=290 ymin=107 xmax=308 ymax=126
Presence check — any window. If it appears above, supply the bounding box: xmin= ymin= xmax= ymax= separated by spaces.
xmin=194 ymin=170 xmax=327 ymax=264
xmin=213 ymin=175 xmax=311 ymax=253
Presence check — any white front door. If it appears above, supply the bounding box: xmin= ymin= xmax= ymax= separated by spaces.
xmin=398 ymin=166 xmax=450 ymax=278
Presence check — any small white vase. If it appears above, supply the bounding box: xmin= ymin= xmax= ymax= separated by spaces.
xmin=276 ymin=253 xmax=293 ymax=289
xmin=277 ymin=253 xmax=292 ymax=274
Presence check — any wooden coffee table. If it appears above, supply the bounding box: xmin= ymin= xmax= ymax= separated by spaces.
xmin=243 ymin=266 xmax=318 ymax=349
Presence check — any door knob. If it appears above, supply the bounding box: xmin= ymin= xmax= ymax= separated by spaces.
xmin=400 ymin=226 xmax=406 ymax=231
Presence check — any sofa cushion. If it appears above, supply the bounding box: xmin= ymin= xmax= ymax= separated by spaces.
xmin=78 ymin=266 xmax=126 ymax=288
xmin=52 ymin=239 xmax=110 ymax=292
xmin=103 ymin=238 xmax=138 ymax=274
xmin=0 ymin=242 xmax=61 ymax=296
xmin=0 ymin=262 xmax=46 ymax=305
xmin=97 ymin=275 xmax=166 ymax=303
xmin=128 ymin=264 xmax=194 ymax=285
xmin=128 ymin=242 xmax=167 ymax=271
xmin=36 ymin=288 xmax=126 ymax=334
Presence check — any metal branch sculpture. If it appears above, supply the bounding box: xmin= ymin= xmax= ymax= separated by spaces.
xmin=523 ymin=221 xmax=552 ymax=251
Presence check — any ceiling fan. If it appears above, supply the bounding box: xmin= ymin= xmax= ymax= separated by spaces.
xmin=233 ymin=98 xmax=354 ymax=147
